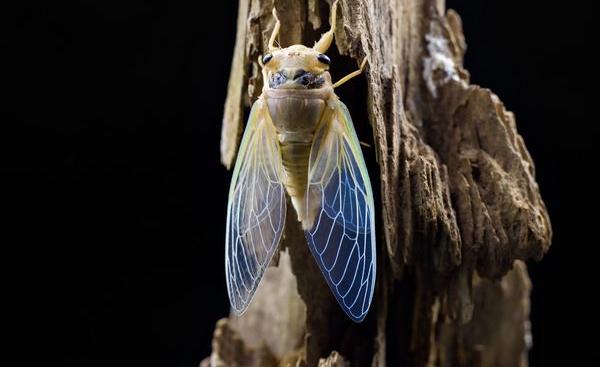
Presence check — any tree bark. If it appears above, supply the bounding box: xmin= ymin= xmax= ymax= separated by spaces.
xmin=206 ymin=0 xmax=552 ymax=366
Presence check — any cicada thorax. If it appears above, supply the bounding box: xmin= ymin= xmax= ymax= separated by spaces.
xmin=264 ymin=86 xmax=335 ymax=226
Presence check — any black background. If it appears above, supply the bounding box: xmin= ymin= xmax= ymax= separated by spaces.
xmin=6 ymin=0 xmax=596 ymax=366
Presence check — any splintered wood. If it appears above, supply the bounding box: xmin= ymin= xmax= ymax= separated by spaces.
xmin=211 ymin=1 xmax=551 ymax=366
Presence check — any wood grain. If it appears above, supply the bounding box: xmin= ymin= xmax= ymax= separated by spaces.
xmin=209 ymin=1 xmax=552 ymax=365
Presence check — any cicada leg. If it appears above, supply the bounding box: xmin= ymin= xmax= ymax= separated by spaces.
xmin=313 ymin=0 xmax=338 ymax=53
xmin=333 ymin=57 xmax=368 ymax=89
xmin=268 ymin=7 xmax=281 ymax=51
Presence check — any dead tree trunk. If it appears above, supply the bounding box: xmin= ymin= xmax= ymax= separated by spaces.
xmin=205 ymin=0 xmax=552 ymax=366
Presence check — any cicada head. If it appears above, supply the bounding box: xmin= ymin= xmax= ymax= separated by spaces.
xmin=261 ymin=45 xmax=333 ymax=90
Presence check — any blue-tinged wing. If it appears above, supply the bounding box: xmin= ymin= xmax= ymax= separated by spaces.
xmin=304 ymin=101 xmax=376 ymax=322
xmin=225 ymin=100 xmax=286 ymax=315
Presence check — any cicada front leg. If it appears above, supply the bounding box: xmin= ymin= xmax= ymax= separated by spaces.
xmin=333 ymin=57 xmax=369 ymax=88
xmin=313 ymin=0 xmax=338 ymax=53
xmin=268 ymin=7 xmax=281 ymax=51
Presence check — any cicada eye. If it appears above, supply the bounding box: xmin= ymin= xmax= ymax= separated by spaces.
xmin=262 ymin=53 xmax=273 ymax=64
xmin=317 ymin=54 xmax=331 ymax=65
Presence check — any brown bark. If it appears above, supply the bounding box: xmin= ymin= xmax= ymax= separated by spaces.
xmin=206 ymin=0 xmax=552 ymax=366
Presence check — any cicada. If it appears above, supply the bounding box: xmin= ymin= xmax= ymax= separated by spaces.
xmin=225 ymin=0 xmax=375 ymax=322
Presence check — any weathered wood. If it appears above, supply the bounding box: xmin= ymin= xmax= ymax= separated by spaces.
xmin=209 ymin=0 xmax=551 ymax=366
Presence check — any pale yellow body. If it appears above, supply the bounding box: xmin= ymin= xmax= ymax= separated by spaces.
xmin=258 ymin=1 xmax=366 ymax=227
xmin=265 ymin=86 xmax=334 ymax=225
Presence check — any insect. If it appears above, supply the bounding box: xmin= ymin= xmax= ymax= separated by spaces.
xmin=225 ymin=0 xmax=375 ymax=322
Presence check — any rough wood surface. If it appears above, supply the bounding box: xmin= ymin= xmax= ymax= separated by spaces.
xmin=212 ymin=0 xmax=552 ymax=366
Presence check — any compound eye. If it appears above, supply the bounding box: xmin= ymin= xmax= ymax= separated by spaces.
xmin=262 ymin=53 xmax=273 ymax=64
xmin=317 ymin=54 xmax=331 ymax=65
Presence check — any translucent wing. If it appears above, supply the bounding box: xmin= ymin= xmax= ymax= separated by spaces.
xmin=305 ymin=101 xmax=376 ymax=322
xmin=225 ymin=100 xmax=286 ymax=315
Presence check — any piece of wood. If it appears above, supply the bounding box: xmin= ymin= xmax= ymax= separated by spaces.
xmin=208 ymin=1 xmax=552 ymax=366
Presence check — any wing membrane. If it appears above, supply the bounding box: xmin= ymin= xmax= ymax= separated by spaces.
xmin=225 ymin=101 xmax=286 ymax=315
xmin=305 ymin=101 xmax=376 ymax=322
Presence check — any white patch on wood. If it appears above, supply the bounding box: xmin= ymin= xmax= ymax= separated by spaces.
xmin=423 ymin=33 xmax=460 ymax=98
